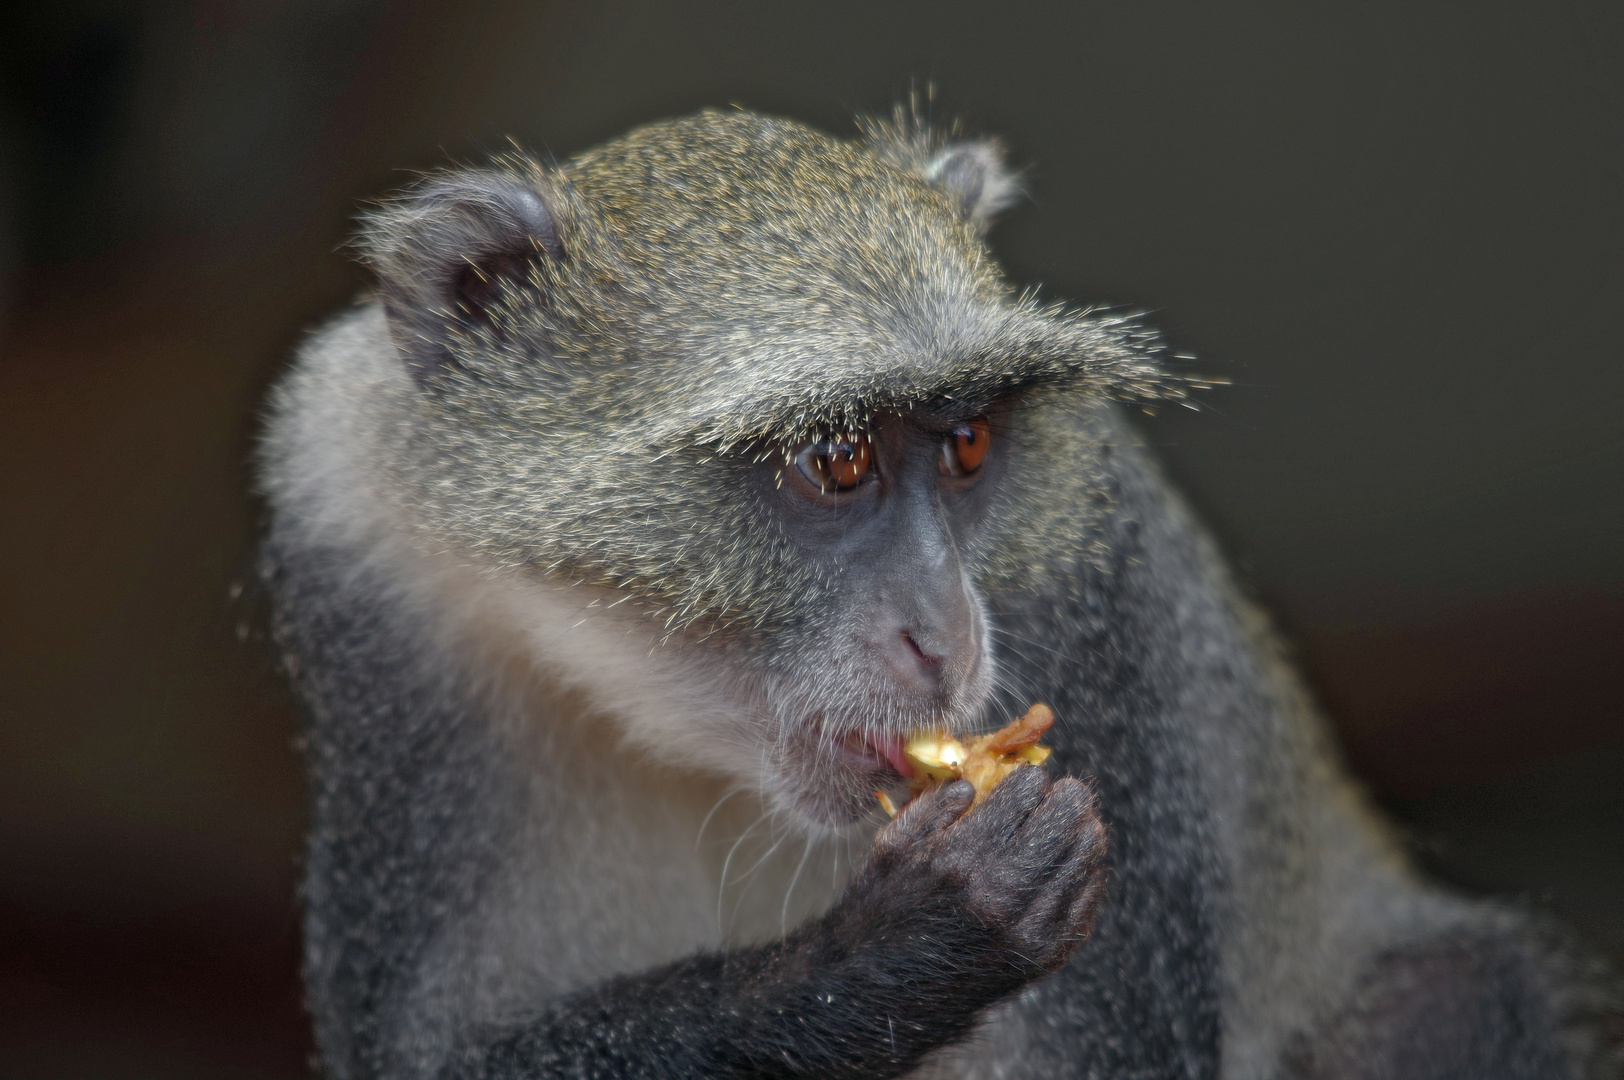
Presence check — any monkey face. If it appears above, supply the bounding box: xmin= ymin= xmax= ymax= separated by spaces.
xmin=720 ymin=411 xmax=1011 ymax=825
xmin=476 ymin=408 xmax=1014 ymax=830
xmin=339 ymin=110 xmax=1187 ymax=829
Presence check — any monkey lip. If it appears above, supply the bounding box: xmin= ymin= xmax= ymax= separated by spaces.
xmin=834 ymin=730 xmax=915 ymax=780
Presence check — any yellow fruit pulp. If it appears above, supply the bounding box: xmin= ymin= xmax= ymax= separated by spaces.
xmin=882 ymin=704 xmax=1055 ymax=814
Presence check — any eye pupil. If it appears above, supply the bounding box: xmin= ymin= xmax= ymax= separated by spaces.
xmin=941 ymin=416 xmax=992 ymax=476
xmin=825 ymin=437 xmax=870 ymax=488
xmin=796 ymin=434 xmax=871 ymax=492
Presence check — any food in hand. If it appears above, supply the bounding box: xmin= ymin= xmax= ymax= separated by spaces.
xmin=875 ymin=704 xmax=1054 ymax=815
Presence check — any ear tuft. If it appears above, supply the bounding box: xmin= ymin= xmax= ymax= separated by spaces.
xmin=859 ymin=103 xmax=1022 ymax=230
xmin=356 ymin=171 xmax=564 ymax=377
xmin=920 ymin=140 xmax=1021 ymax=226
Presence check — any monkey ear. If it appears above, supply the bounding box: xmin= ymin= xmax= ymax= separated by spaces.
xmin=860 ymin=111 xmax=1022 ymax=230
xmin=917 ymin=140 xmax=1022 ymax=228
xmin=356 ymin=171 xmax=565 ymax=376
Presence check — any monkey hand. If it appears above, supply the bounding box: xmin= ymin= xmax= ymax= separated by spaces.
xmin=827 ymin=766 xmax=1107 ymax=999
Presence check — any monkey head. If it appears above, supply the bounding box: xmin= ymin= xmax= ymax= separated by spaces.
xmin=349 ymin=109 xmax=1176 ymax=827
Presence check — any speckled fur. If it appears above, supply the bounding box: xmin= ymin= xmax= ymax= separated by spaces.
xmin=261 ymin=108 xmax=1620 ymax=1079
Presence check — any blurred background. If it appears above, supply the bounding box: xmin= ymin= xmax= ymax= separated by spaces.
xmin=0 ymin=2 xmax=1619 ymax=1076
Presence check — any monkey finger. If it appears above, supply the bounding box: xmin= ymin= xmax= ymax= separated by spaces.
xmin=1064 ymin=869 xmax=1108 ymax=941
xmin=874 ymin=779 xmax=974 ymax=853
xmin=951 ymin=764 xmax=1050 ymax=850
xmin=1011 ymin=777 xmax=1100 ymax=869
xmin=1019 ymin=811 xmax=1108 ymax=944
xmin=1053 ymin=810 xmax=1108 ymax=909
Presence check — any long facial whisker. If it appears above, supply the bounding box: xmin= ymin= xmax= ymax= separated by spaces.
xmin=730 ymin=812 xmax=791 ymax=888
xmin=695 ymin=787 xmax=743 ymax=853
xmin=716 ymin=809 xmax=770 ymax=932
xmin=831 ymin=830 xmax=841 ymax=897
xmin=727 ymin=811 xmax=791 ymax=935
xmin=989 ymin=621 xmax=1160 ymax=714
xmin=986 ymin=623 xmax=1074 ymax=662
xmin=988 ymin=668 xmax=1039 ymax=713
xmin=780 ymin=833 xmax=817 ymax=938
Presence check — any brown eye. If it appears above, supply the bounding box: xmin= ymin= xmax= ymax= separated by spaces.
xmin=796 ymin=434 xmax=872 ymax=492
xmin=940 ymin=417 xmax=992 ymax=477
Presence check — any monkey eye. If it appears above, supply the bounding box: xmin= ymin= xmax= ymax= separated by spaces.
xmin=940 ymin=417 xmax=992 ymax=477
xmin=795 ymin=434 xmax=872 ymax=493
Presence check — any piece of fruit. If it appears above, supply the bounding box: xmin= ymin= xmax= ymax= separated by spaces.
xmin=877 ymin=704 xmax=1055 ymax=815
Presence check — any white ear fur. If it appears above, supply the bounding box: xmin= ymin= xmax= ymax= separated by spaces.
xmin=921 ymin=140 xmax=1022 ymax=227
xmin=858 ymin=106 xmax=1023 ymax=231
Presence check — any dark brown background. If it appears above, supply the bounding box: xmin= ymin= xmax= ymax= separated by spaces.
xmin=1 ymin=3 xmax=1619 ymax=1076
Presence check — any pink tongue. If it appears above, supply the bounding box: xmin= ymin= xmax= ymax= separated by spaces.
xmin=870 ymin=734 xmax=914 ymax=779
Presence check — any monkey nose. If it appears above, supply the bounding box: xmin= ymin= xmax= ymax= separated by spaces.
xmin=880 ymin=628 xmax=958 ymax=697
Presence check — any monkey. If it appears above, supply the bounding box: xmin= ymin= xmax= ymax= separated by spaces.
xmin=258 ymin=107 xmax=1621 ymax=1079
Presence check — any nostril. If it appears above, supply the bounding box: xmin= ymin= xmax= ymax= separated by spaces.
xmin=902 ymin=631 xmax=942 ymax=668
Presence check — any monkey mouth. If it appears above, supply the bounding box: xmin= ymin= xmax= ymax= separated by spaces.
xmin=832 ymin=729 xmax=915 ymax=780
xmin=777 ymin=720 xmax=926 ymax=826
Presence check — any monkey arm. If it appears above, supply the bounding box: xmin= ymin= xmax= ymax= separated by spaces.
xmin=474 ymin=908 xmax=1004 ymax=1080
xmin=266 ymin=535 xmax=1104 ymax=1080
xmin=471 ymin=774 xmax=1106 ymax=1080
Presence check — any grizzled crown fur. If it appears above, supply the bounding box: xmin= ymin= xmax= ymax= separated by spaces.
xmin=857 ymin=101 xmax=1024 ymax=229
xmin=346 ymin=108 xmax=1190 ymax=636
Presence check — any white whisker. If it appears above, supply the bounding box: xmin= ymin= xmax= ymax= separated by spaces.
xmin=780 ymin=834 xmax=816 ymax=937
xmin=716 ymin=810 xmax=770 ymax=932
xmin=695 ymin=787 xmax=743 ymax=852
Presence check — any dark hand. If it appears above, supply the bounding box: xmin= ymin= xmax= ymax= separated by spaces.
xmin=834 ymin=766 xmax=1108 ymax=988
